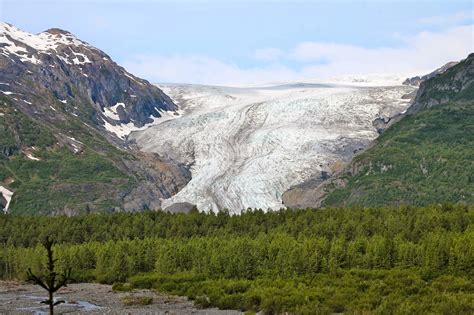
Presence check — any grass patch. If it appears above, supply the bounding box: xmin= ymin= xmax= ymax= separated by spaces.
xmin=121 ymin=295 xmax=153 ymax=306
xmin=112 ymin=282 xmax=133 ymax=292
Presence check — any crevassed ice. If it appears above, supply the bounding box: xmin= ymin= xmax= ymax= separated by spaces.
xmin=131 ymin=77 xmax=415 ymax=213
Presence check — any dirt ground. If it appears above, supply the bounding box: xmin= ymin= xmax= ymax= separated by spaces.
xmin=0 ymin=281 xmax=243 ymax=315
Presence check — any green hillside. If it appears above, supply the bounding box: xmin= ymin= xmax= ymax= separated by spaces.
xmin=322 ymin=55 xmax=474 ymax=207
xmin=0 ymin=96 xmax=136 ymax=215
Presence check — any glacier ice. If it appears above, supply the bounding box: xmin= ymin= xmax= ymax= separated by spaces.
xmin=130 ymin=77 xmax=415 ymax=213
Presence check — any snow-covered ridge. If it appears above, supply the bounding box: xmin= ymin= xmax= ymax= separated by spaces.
xmin=320 ymin=74 xmax=410 ymax=87
xmin=131 ymin=79 xmax=416 ymax=213
xmin=0 ymin=22 xmax=92 ymax=64
xmin=223 ymin=74 xmax=412 ymax=89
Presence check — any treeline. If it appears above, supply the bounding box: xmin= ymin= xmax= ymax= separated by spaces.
xmin=0 ymin=204 xmax=472 ymax=247
xmin=1 ymin=205 xmax=473 ymax=313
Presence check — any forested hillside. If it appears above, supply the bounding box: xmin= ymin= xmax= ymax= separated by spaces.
xmin=1 ymin=205 xmax=473 ymax=313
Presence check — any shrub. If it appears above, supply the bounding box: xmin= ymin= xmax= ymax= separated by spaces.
xmin=112 ymin=282 xmax=133 ymax=292
xmin=121 ymin=295 xmax=153 ymax=306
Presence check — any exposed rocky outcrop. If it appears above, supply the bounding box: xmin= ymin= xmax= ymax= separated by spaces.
xmin=407 ymin=53 xmax=473 ymax=114
xmin=121 ymin=152 xmax=192 ymax=212
xmin=0 ymin=194 xmax=6 ymax=211
xmin=403 ymin=61 xmax=459 ymax=86
xmin=164 ymin=202 xmax=197 ymax=214
xmin=282 ymin=176 xmax=330 ymax=209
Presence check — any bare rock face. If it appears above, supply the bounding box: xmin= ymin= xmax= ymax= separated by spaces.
xmin=164 ymin=202 xmax=197 ymax=214
xmin=122 ymin=152 xmax=192 ymax=212
xmin=407 ymin=54 xmax=474 ymax=114
xmin=0 ymin=194 xmax=6 ymax=211
xmin=403 ymin=61 xmax=459 ymax=86
xmin=281 ymin=177 xmax=329 ymax=209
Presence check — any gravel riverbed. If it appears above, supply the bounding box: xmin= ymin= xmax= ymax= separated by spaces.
xmin=0 ymin=281 xmax=243 ymax=315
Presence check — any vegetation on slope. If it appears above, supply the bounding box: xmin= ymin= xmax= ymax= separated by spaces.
xmin=1 ymin=205 xmax=473 ymax=313
xmin=323 ymin=100 xmax=474 ymax=207
xmin=0 ymin=96 xmax=135 ymax=214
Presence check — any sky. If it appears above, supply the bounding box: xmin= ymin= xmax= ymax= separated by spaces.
xmin=1 ymin=0 xmax=473 ymax=85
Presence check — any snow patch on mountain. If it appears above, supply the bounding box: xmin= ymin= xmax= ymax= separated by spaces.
xmin=103 ymin=108 xmax=184 ymax=139
xmin=26 ymin=153 xmax=40 ymax=161
xmin=0 ymin=186 xmax=13 ymax=213
xmin=103 ymin=102 xmax=124 ymax=120
xmin=130 ymin=78 xmax=415 ymax=213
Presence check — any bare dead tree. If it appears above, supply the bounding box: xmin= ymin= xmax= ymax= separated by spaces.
xmin=26 ymin=236 xmax=72 ymax=315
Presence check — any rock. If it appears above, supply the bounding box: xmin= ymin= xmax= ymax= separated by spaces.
xmin=282 ymin=177 xmax=328 ymax=209
xmin=0 ymin=194 xmax=6 ymax=211
xmin=407 ymin=54 xmax=473 ymax=114
xmin=372 ymin=116 xmax=391 ymax=134
xmin=403 ymin=61 xmax=459 ymax=86
xmin=164 ymin=202 xmax=197 ymax=214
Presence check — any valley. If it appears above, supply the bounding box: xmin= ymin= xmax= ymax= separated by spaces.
xmin=131 ymin=79 xmax=415 ymax=213
xmin=0 ymin=4 xmax=473 ymax=313
xmin=1 ymin=22 xmax=470 ymax=215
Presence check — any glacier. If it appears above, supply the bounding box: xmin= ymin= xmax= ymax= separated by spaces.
xmin=130 ymin=76 xmax=415 ymax=213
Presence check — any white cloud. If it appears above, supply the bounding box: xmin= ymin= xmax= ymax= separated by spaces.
xmin=123 ymin=25 xmax=473 ymax=85
xmin=123 ymin=55 xmax=299 ymax=85
xmin=290 ymin=25 xmax=473 ymax=78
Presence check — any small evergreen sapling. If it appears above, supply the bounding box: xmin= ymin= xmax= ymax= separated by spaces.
xmin=26 ymin=236 xmax=72 ymax=315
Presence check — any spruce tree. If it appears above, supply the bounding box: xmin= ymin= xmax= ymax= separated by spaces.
xmin=26 ymin=236 xmax=72 ymax=315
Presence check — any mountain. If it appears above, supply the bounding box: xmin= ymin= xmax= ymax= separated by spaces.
xmin=0 ymin=23 xmax=190 ymax=215
xmin=130 ymin=78 xmax=415 ymax=213
xmin=403 ymin=61 xmax=459 ymax=86
xmin=0 ymin=22 xmax=179 ymax=140
xmin=284 ymin=53 xmax=474 ymax=208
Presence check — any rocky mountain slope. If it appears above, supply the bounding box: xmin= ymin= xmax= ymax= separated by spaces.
xmin=403 ymin=61 xmax=459 ymax=86
xmin=285 ymin=53 xmax=473 ymax=208
xmin=0 ymin=22 xmax=179 ymax=140
xmin=0 ymin=23 xmax=190 ymax=215
xmin=131 ymin=78 xmax=415 ymax=213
